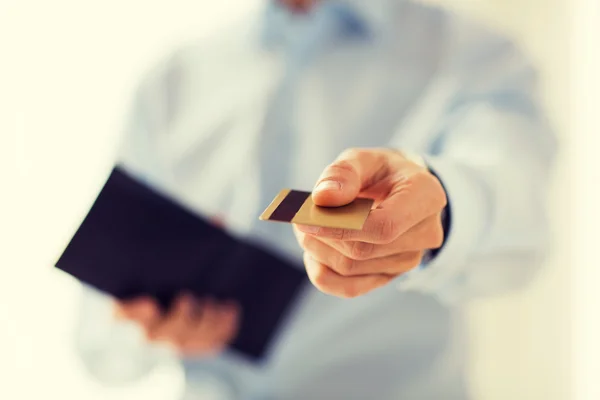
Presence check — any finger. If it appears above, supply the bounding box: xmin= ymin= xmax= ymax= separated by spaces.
xmin=188 ymin=298 xmax=221 ymax=342
xmin=150 ymin=295 xmax=195 ymax=344
xmin=298 ymin=169 xmax=446 ymax=244
xmin=212 ymin=302 xmax=241 ymax=344
xmin=114 ymin=297 xmax=161 ymax=331
xmin=302 ymin=214 xmax=444 ymax=261
xmin=301 ymin=233 xmax=422 ymax=276
xmin=304 ymin=253 xmax=393 ymax=298
xmin=114 ymin=297 xmax=156 ymax=321
xmin=293 ymin=224 xmax=306 ymax=246
xmin=311 ymin=148 xmax=390 ymax=207
xmin=184 ymin=301 xmax=240 ymax=355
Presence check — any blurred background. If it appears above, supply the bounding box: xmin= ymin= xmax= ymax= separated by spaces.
xmin=0 ymin=0 xmax=585 ymax=399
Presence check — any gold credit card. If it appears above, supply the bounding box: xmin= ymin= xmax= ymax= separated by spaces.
xmin=259 ymin=189 xmax=374 ymax=230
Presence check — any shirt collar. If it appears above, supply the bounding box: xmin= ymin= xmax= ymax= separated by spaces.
xmin=260 ymin=0 xmax=402 ymax=49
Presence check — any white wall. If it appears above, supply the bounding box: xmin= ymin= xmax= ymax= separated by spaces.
xmin=0 ymin=1 xmax=572 ymax=399
xmin=570 ymin=0 xmax=600 ymax=399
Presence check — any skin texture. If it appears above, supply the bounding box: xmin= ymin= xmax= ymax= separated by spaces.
xmin=293 ymin=148 xmax=447 ymax=299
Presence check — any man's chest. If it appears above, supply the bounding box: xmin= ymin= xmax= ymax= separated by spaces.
xmin=143 ymin=43 xmax=439 ymax=237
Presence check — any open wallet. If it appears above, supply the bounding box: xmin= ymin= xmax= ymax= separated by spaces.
xmin=55 ymin=166 xmax=307 ymax=362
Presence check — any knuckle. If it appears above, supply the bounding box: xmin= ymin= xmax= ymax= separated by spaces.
xmin=411 ymin=252 xmax=425 ymax=269
xmin=299 ymin=233 xmax=311 ymax=250
xmin=413 ymin=168 xmax=428 ymax=182
xmin=428 ymin=223 xmax=445 ymax=249
xmin=376 ymin=218 xmax=397 ymax=243
xmin=325 ymin=228 xmax=346 ymax=240
xmin=433 ymin=183 xmax=448 ymax=209
xmin=311 ymin=264 xmax=329 ymax=288
xmin=414 ymin=169 xmax=432 ymax=183
xmin=338 ymin=229 xmax=352 ymax=241
xmin=328 ymin=159 xmax=357 ymax=177
xmin=404 ymin=251 xmax=424 ymax=270
xmin=340 ymin=284 xmax=361 ymax=299
xmin=335 ymin=254 xmax=355 ymax=276
xmin=423 ymin=172 xmax=447 ymax=208
xmin=340 ymin=147 xmax=362 ymax=160
xmin=349 ymin=241 xmax=373 ymax=260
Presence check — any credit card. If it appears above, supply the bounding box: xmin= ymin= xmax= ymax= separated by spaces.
xmin=259 ymin=189 xmax=373 ymax=230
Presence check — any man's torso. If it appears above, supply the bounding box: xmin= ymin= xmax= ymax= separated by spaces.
xmin=119 ymin=3 xmax=471 ymax=398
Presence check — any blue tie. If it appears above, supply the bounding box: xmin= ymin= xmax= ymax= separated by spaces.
xmin=252 ymin=6 xmax=344 ymax=251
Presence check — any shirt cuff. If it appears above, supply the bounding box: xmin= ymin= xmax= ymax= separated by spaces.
xmin=396 ymin=156 xmax=490 ymax=295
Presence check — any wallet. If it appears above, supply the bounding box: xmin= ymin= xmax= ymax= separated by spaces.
xmin=55 ymin=166 xmax=307 ymax=361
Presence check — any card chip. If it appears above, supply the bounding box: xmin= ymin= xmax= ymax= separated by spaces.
xmin=260 ymin=189 xmax=374 ymax=230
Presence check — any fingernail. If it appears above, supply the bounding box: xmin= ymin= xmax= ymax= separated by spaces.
xmin=315 ymin=180 xmax=341 ymax=193
xmin=297 ymin=224 xmax=320 ymax=234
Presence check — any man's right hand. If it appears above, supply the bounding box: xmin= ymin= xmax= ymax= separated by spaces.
xmin=114 ymin=294 xmax=240 ymax=357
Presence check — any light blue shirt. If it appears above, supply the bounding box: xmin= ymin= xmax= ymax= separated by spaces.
xmin=75 ymin=1 xmax=556 ymax=399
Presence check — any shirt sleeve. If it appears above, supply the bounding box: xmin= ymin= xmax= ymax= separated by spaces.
xmin=395 ymin=24 xmax=557 ymax=304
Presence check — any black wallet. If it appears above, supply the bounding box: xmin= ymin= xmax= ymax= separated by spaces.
xmin=56 ymin=166 xmax=306 ymax=361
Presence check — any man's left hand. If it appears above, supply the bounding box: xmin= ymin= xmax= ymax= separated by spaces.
xmin=293 ymin=148 xmax=448 ymax=298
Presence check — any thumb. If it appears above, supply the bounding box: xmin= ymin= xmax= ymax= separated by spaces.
xmin=312 ymin=149 xmax=387 ymax=207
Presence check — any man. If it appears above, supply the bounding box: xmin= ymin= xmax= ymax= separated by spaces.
xmin=75 ymin=0 xmax=555 ymax=399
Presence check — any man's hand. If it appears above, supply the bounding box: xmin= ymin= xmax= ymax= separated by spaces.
xmin=293 ymin=148 xmax=447 ymax=298
xmin=114 ymin=294 xmax=240 ymax=357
